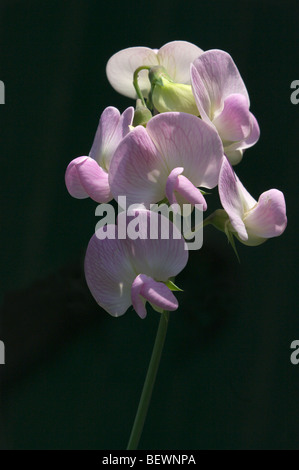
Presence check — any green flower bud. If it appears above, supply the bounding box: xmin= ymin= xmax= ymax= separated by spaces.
xmin=133 ymin=99 xmax=152 ymax=127
xmin=148 ymin=66 xmax=199 ymax=115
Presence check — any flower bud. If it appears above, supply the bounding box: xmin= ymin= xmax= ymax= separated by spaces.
xmin=149 ymin=66 xmax=199 ymax=115
xmin=132 ymin=99 xmax=152 ymax=127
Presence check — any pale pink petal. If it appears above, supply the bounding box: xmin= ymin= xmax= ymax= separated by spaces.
xmin=89 ymin=106 xmax=134 ymax=170
xmin=223 ymin=112 xmax=260 ymax=163
xmin=158 ymin=40 xmax=203 ymax=84
xmin=218 ymin=157 xmax=248 ymax=240
xmin=241 ymin=112 xmax=260 ymax=149
xmin=84 ymin=230 xmax=136 ymax=317
xmin=213 ymin=94 xmax=252 ymax=142
xmin=65 ymin=156 xmax=90 ymax=199
xmin=165 ymin=167 xmax=184 ymax=205
xmin=109 ymin=126 xmax=167 ymax=207
xmin=131 ymin=275 xmax=148 ymax=319
xmin=123 ymin=210 xmax=189 ymax=281
xmin=106 ymin=47 xmax=159 ymax=99
xmin=165 ymin=167 xmax=207 ymax=210
xmin=84 ymin=211 xmax=188 ymax=318
xmin=65 ymin=156 xmax=112 ymax=203
xmin=244 ymin=189 xmax=287 ymax=238
xmin=132 ymin=274 xmax=178 ymax=319
xmin=190 ymin=63 xmax=213 ymax=121
xmin=146 ymin=112 xmax=224 ymax=189
xmin=191 ymin=50 xmax=249 ymax=116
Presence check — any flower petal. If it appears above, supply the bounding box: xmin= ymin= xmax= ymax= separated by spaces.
xmin=84 ymin=230 xmax=136 ymax=317
xmin=84 ymin=211 xmax=188 ymax=318
xmin=241 ymin=112 xmax=260 ymax=149
xmin=244 ymin=189 xmax=287 ymax=239
xmin=191 ymin=50 xmax=249 ymax=120
xmin=212 ymin=93 xmax=252 ymax=142
xmin=65 ymin=156 xmax=112 ymax=203
xmin=223 ymin=112 xmax=260 ymax=164
xmin=147 ymin=112 xmax=224 ymax=189
xmin=89 ymin=106 xmax=134 ymax=170
xmin=109 ymin=126 xmax=167 ymax=207
xmin=131 ymin=274 xmax=178 ymax=319
xmin=158 ymin=40 xmax=203 ymax=84
xmin=65 ymin=156 xmax=90 ymax=199
xmin=106 ymin=47 xmax=159 ymax=98
xmin=218 ymin=157 xmax=249 ymax=240
xmin=165 ymin=167 xmax=207 ymax=210
xmin=120 ymin=210 xmax=189 ymax=282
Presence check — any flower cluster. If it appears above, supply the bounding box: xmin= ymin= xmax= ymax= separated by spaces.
xmin=66 ymin=40 xmax=287 ymax=319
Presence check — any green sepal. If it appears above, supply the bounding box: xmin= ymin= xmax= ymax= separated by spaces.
xmin=164 ymin=280 xmax=183 ymax=292
xmin=224 ymin=224 xmax=241 ymax=263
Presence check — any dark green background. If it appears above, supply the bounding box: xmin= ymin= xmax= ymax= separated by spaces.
xmin=0 ymin=0 xmax=298 ymax=450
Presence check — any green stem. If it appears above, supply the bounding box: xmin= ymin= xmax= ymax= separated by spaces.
xmin=127 ymin=310 xmax=170 ymax=450
xmin=133 ymin=66 xmax=151 ymax=108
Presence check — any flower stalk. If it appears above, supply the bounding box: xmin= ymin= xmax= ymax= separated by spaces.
xmin=127 ymin=310 xmax=170 ymax=450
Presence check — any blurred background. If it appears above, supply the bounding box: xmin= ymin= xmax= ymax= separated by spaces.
xmin=0 ymin=0 xmax=298 ymax=450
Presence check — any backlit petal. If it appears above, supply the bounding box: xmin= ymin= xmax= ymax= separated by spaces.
xmin=158 ymin=40 xmax=203 ymax=84
xmin=191 ymin=49 xmax=249 ymax=117
xmin=65 ymin=156 xmax=112 ymax=203
xmin=244 ymin=189 xmax=287 ymax=238
xmin=109 ymin=126 xmax=167 ymax=207
xmin=106 ymin=47 xmax=159 ymax=98
xmin=213 ymin=94 xmax=252 ymax=142
xmin=131 ymin=274 xmax=178 ymax=319
xmin=147 ymin=112 xmax=224 ymax=189
xmin=218 ymin=157 xmax=248 ymax=240
xmin=89 ymin=106 xmax=134 ymax=170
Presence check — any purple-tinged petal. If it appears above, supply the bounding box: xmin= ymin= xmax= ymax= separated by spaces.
xmin=65 ymin=156 xmax=90 ymax=199
xmin=106 ymin=47 xmax=159 ymax=99
xmin=131 ymin=275 xmax=148 ymax=319
xmin=165 ymin=167 xmax=184 ymax=206
xmin=131 ymin=274 xmax=178 ymax=319
xmin=191 ymin=50 xmax=249 ymax=117
xmin=218 ymin=157 xmax=249 ymax=241
xmin=84 ymin=211 xmax=188 ymax=318
xmin=241 ymin=112 xmax=260 ymax=149
xmin=224 ymin=112 xmax=260 ymax=164
xmin=165 ymin=167 xmax=207 ymax=210
xmin=244 ymin=189 xmax=287 ymax=239
xmin=124 ymin=210 xmax=189 ymax=281
xmin=158 ymin=40 xmax=203 ymax=85
xmin=190 ymin=63 xmax=213 ymax=121
xmin=65 ymin=156 xmax=112 ymax=203
xmin=89 ymin=106 xmax=134 ymax=170
xmin=109 ymin=126 xmax=167 ymax=208
xmin=84 ymin=230 xmax=136 ymax=317
xmin=147 ymin=112 xmax=224 ymax=189
xmin=212 ymin=94 xmax=252 ymax=142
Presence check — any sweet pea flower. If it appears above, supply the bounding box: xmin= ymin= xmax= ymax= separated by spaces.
xmin=65 ymin=106 xmax=134 ymax=203
xmin=84 ymin=210 xmax=188 ymax=318
xmin=191 ymin=50 xmax=260 ymax=165
xmin=213 ymin=157 xmax=287 ymax=246
xmin=106 ymin=40 xmax=203 ymax=99
xmin=109 ymin=112 xmax=224 ymax=210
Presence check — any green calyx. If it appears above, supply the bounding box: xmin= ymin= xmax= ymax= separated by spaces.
xmin=148 ymin=66 xmax=174 ymax=87
xmin=133 ymin=99 xmax=152 ymax=127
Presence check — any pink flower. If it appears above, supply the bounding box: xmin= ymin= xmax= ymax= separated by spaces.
xmin=84 ymin=211 xmax=188 ymax=318
xmin=191 ymin=50 xmax=260 ymax=165
xmin=218 ymin=157 xmax=287 ymax=246
xmin=106 ymin=40 xmax=203 ymax=99
xmin=109 ymin=112 xmax=224 ymax=210
xmin=65 ymin=106 xmax=134 ymax=203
